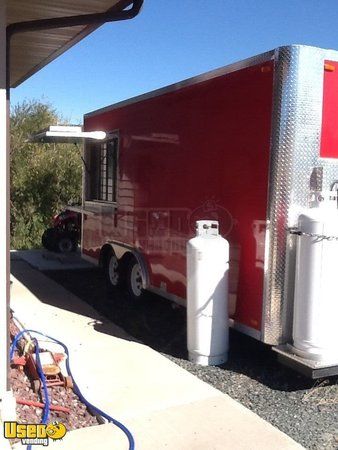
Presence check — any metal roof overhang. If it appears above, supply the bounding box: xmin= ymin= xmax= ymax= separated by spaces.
xmin=7 ymin=0 xmax=141 ymax=88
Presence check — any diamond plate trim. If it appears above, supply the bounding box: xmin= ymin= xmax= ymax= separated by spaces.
xmin=262 ymin=45 xmax=338 ymax=344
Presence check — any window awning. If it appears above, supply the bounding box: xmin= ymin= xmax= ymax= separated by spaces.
xmin=7 ymin=0 xmax=139 ymax=88
xmin=31 ymin=125 xmax=107 ymax=143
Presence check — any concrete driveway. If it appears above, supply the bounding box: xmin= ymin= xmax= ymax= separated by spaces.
xmin=8 ymin=254 xmax=303 ymax=450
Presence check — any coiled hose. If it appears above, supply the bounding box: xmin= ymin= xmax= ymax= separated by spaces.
xmin=10 ymin=329 xmax=135 ymax=450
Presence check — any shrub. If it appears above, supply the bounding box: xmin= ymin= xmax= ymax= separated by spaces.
xmin=10 ymin=100 xmax=82 ymax=249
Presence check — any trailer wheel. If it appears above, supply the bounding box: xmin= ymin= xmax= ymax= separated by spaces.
xmin=107 ymin=253 xmax=120 ymax=287
xmin=126 ymin=259 xmax=144 ymax=300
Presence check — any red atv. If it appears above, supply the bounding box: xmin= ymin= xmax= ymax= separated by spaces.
xmin=42 ymin=208 xmax=81 ymax=253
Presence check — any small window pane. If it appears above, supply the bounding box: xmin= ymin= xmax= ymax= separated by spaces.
xmin=94 ymin=137 xmax=118 ymax=203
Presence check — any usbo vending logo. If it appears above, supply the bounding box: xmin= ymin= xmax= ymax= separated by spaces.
xmin=4 ymin=421 xmax=67 ymax=446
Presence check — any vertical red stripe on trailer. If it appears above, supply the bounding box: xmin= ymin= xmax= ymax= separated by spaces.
xmin=320 ymin=60 xmax=338 ymax=158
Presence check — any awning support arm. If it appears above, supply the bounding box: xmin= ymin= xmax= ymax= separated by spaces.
xmin=74 ymin=142 xmax=91 ymax=175
xmin=6 ymin=0 xmax=143 ymax=36
xmin=6 ymin=0 xmax=143 ymax=92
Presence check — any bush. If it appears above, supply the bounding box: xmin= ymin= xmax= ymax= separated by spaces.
xmin=10 ymin=100 xmax=82 ymax=249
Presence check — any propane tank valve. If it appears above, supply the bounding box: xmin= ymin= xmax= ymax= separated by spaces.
xmin=195 ymin=220 xmax=219 ymax=236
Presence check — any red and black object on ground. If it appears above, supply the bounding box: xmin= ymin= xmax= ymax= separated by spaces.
xmin=12 ymin=347 xmax=74 ymax=393
xmin=42 ymin=209 xmax=81 ymax=253
xmin=9 ymin=318 xmax=99 ymax=429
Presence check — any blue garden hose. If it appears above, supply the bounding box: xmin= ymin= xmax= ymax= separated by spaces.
xmin=28 ymin=339 xmax=50 ymax=450
xmin=10 ymin=329 xmax=135 ymax=450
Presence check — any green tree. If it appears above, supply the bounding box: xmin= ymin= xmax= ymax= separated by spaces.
xmin=10 ymin=100 xmax=82 ymax=249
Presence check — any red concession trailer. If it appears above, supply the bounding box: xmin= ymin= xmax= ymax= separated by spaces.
xmin=82 ymin=45 xmax=338 ymax=377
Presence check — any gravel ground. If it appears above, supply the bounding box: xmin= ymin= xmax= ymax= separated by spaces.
xmin=38 ymin=267 xmax=338 ymax=450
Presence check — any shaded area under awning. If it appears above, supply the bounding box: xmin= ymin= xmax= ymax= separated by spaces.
xmin=7 ymin=0 xmax=139 ymax=87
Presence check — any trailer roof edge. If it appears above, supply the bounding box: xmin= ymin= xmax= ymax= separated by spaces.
xmin=84 ymin=48 xmax=276 ymax=119
xmin=86 ymin=44 xmax=338 ymax=119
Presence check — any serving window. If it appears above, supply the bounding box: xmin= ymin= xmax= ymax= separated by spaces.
xmin=88 ymin=136 xmax=118 ymax=203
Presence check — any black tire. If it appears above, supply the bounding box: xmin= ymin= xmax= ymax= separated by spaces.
xmin=41 ymin=228 xmax=57 ymax=251
xmin=54 ymin=232 xmax=77 ymax=253
xmin=126 ymin=258 xmax=144 ymax=301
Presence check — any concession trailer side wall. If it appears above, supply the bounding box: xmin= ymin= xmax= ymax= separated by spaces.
xmin=82 ymin=45 xmax=338 ymax=377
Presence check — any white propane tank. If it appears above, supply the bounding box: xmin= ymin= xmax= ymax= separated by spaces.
xmin=187 ymin=220 xmax=229 ymax=366
xmin=292 ymin=190 xmax=338 ymax=363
